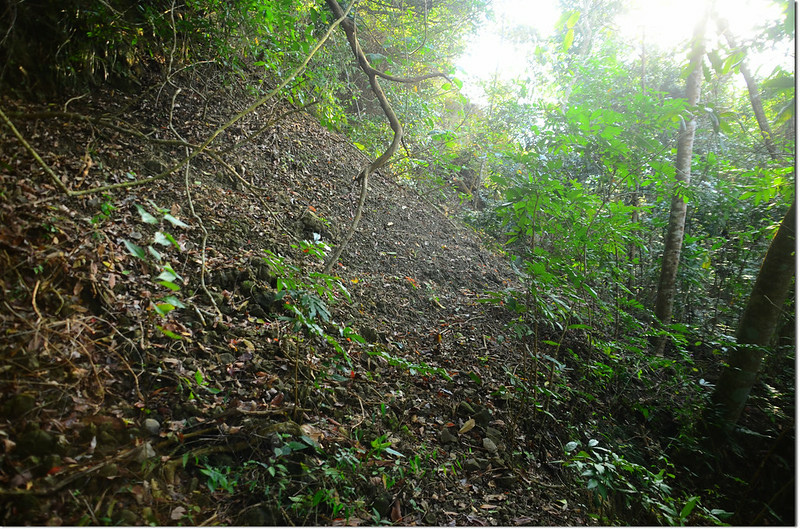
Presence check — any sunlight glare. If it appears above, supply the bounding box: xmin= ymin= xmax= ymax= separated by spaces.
xmin=457 ymin=0 xmax=792 ymax=102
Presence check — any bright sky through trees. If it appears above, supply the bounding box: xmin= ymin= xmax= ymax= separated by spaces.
xmin=456 ymin=0 xmax=791 ymax=102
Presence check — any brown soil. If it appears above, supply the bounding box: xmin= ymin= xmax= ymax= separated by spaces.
xmin=0 ymin=66 xmax=592 ymax=525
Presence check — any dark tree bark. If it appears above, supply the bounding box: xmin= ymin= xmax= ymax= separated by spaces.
xmin=709 ymin=200 xmax=796 ymax=432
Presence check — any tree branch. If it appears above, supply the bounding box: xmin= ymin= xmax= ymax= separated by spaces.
xmin=321 ymin=0 xmax=444 ymax=273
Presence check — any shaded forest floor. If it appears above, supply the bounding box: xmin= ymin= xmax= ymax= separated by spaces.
xmin=0 ymin=66 xmax=794 ymax=525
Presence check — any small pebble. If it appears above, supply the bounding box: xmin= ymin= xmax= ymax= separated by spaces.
xmin=440 ymin=428 xmax=458 ymax=444
xmin=143 ymin=418 xmax=160 ymax=436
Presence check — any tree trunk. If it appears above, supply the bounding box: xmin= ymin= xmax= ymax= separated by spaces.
xmin=714 ymin=15 xmax=780 ymax=160
xmin=709 ymin=200 xmax=796 ymax=432
xmin=652 ymin=15 xmax=706 ymax=354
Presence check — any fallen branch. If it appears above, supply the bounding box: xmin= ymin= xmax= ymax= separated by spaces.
xmin=0 ymin=106 xmax=71 ymax=195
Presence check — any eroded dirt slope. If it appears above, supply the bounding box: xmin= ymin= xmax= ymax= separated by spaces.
xmin=0 ymin=68 xmax=589 ymax=525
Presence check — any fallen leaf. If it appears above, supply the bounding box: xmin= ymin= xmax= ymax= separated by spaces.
xmin=479 ymin=504 xmax=497 ymax=509
xmin=459 ymin=418 xmax=475 ymax=434
xmin=270 ymin=392 xmax=284 ymax=407
xmin=390 ymin=499 xmax=402 ymax=522
xmin=300 ymin=423 xmax=325 ymax=443
xmin=484 ymin=494 xmax=507 ymax=502
xmin=170 ymin=506 xmax=186 ymax=520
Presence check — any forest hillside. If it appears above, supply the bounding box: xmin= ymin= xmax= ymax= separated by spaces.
xmin=0 ymin=0 xmax=795 ymax=525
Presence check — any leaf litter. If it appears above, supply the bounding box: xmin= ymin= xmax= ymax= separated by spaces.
xmin=0 ymin=65 xmax=590 ymax=525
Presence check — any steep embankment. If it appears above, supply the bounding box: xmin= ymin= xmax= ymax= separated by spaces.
xmin=0 ymin=71 xmax=588 ymax=525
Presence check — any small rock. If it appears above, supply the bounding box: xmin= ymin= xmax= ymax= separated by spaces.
xmin=144 ymin=160 xmax=164 ymax=173
xmin=135 ymin=441 xmax=156 ymax=463
xmin=456 ymin=401 xmax=475 ymax=417
xmin=462 ymin=458 xmax=483 ymax=472
xmin=218 ymin=352 xmax=235 ymax=364
xmin=98 ymin=463 xmax=119 ymax=478
xmin=19 ymin=428 xmax=56 ymax=457
xmin=360 ymin=327 xmax=379 ymax=343
xmin=486 ymin=426 xmax=502 ymax=441
xmin=371 ymin=492 xmax=392 ymax=516
xmin=474 ymin=407 xmax=492 ymax=427
xmin=301 ymin=210 xmax=326 ymax=233
xmin=143 ymin=418 xmax=160 ymax=436
xmin=254 ymin=290 xmax=276 ymax=311
xmin=440 ymin=428 xmax=458 ymax=444
xmin=483 ymin=437 xmax=498 ymax=453
xmin=1 ymin=394 xmax=36 ymax=419
xmin=118 ymin=509 xmax=138 ymax=525
xmin=495 ymin=474 xmax=518 ymax=489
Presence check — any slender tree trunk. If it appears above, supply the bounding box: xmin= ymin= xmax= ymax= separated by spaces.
xmin=714 ymin=15 xmax=780 ymax=159
xmin=709 ymin=200 xmax=796 ymax=433
xmin=652 ymin=15 xmax=706 ymax=354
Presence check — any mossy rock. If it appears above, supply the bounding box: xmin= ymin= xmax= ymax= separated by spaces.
xmin=1 ymin=394 xmax=37 ymax=419
xmin=17 ymin=428 xmax=58 ymax=457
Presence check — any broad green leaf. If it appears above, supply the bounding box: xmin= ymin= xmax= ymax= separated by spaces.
xmin=123 ymin=239 xmax=146 ymax=259
xmin=707 ymin=49 xmax=723 ymax=72
xmin=161 ymin=295 xmax=185 ymax=308
xmin=565 ymin=11 xmax=580 ymax=28
xmin=194 ymin=369 xmax=204 ymax=385
xmin=721 ymin=51 xmax=745 ymax=75
xmin=467 ymin=371 xmax=482 ymax=385
xmin=680 ymin=496 xmax=700 ymax=520
xmin=148 ymin=245 xmax=162 ymax=262
xmin=156 ymin=325 xmax=182 ymax=340
xmin=156 ymin=269 xmax=178 ymax=282
xmin=154 ymin=231 xmax=179 ymax=248
xmin=154 ymin=303 xmax=176 ymax=316
xmin=562 ymin=29 xmax=575 ymax=52
xmin=134 ymin=204 xmax=159 ymax=224
xmin=163 ymin=214 xmax=190 ymax=229
xmin=763 ymin=72 xmax=795 ymax=90
xmin=565 ymin=441 xmax=579 ymax=452
xmin=385 ymin=446 xmax=404 ymax=458
xmin=157 ymin=280 xmax=181 ymax=291
xmin=161 ymin=263 xmax=183 ymax=281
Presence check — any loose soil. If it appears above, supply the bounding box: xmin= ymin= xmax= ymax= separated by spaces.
xmin=0 ymin=67 xmax=591 ymax=525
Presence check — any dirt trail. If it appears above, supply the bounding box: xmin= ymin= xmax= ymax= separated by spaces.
xmin=0 ymin=72 xmax=589 ymax=525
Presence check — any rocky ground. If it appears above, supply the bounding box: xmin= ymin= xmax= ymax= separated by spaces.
xmin=0 ymin=66 xmax=597 ymax=525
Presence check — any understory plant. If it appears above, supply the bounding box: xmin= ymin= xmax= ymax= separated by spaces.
xmin=564 ymin=439 xmax=731 ymax=525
